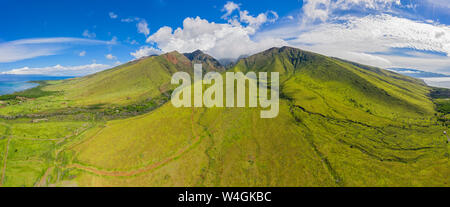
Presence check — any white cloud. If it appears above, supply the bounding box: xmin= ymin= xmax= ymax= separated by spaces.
xmin=121 ymin=17 xmax=140 ymax=23
xmin=105 ymin=54 xmax=116 ymax=60
xmin=109 ymin=12 xmax=118 ymax=19
xmin=336 ymin=0 xmax=401 ymax=10
xmin=302 ymin=0 xmax=401 ymax=23
xmin=422 ymin=77 xmax=450 ymax=89
xmin=137 ymin=19 xmax=150 ymax=36
xmin=108 ymin=36 xmax=118 ymax=45
xmin=121 ymin=18 xmax=134 ymax=23
xmin=377 ymin=54 xmax=450 ymax=75
xmin=302 ymin=0 xmax=331 ymax=22
xmin=146 ymin=17 xmax=286 ymax=60
xmin=239 ymin=10 xmax=279 ymax=29
xmin=0 ymin=45 xmax=59 ymax=64
xmin=82 ymin=30 xmax=96 ymax=38
xmin=130 ymin=40 xmax=138 ymax=45
xmin=0 ymin=37 xmax=109 ymax=63
xmin=119 ymin=17 xmax=150 ymax=36
xmin=130 ymin=46 xmax=162 ymax=59
xmin=1 ymin=63 xmax=110 ymax=76
xmin=423 ymin=0 xmax=450 ymax=9
xmin=137 ymin=2 xmax=282 ymax=60
xmin=125 ymin=37 xmax=139 ymax=45
xmin=221 ymin=1 xmax=279 ymax=30
xmin=6 ymin=38 xmax=106 ymax=45
xmin=222 ymin=1 xmax=240 ymax=18
xmin=272 ymin=14 xmax=450 ymax=73
xmin=395 ymin=70 xmax=421 ymax=74
xmin=79 ymin=51 xmax=86 ymax=56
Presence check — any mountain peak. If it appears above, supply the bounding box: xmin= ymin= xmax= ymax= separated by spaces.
xmin=191 ymin=49 xmax=205 ymax=55
xmin=262 ymin=46 xmax=308 ymax=54
xmin=183 ymin=50 xmax=225 ymax=72
xmin=183 ymin=50 xmax=207 ymax=61
xmin=166 ymin=50 xmax=183 ymax=56
xmin=161 ymin=51 xmax=191 ymax=67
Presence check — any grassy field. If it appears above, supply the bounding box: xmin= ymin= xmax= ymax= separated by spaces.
xmin=51 ymin=100 xmax=448 ymax=187
xmin=0 ymin=118 xmax=94 ymax=186
xmin=0 ymin=47 xmax=448 ymax=187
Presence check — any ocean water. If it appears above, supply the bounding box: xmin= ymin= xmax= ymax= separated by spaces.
xmin=0 ymin=75 xmax=74 ymax=95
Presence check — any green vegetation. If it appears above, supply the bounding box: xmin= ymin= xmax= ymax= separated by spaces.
xmin=435 ymin=99 xmax=450 ymax=114
xmin=0 ymin=47 xmax=448 ymax=187
xmin=431 ymin=87 xmax=450 ymax=99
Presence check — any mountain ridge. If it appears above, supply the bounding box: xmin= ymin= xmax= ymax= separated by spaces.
xmin=54 ymin=46 xmax=447 ymax=186
xmin=0 ymin=46 xmax=448 ymax=187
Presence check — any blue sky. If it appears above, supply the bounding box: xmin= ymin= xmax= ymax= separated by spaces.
xmin=0 ymin=0 xmax=449 ymax=76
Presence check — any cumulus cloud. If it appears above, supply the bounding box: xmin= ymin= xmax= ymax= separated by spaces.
xmin=1 ymin=63 xmax=110 ymax=76
xmin=121 ymin=17 xmax=150 ymax=36
xmin=221 ymin=1 xmax=279 ymax=30
xmin=133 ymin=2 xmax=282 ymax=60
xmin=239 ymin=10 xmax=279 ymax=29
xmin=82 ymin=29 xmax=96 ymax=38
xmin=79 ymin=51 xmax=86 ymax=56
xmin=109 ymin=12 xmax=118 ymax=19
xmin=146 ymin=17 xmax=286 ymax=60
xmin=105 ymin=54 xmax=116 ymax=60
xmin=302 ymin=0 xmax=331 ymax=22
xmin=222 ymin=1 xmax=240 ymax=18
xmin=137 ymin=19 xmax=150 ymax=36
xmin=108 ymin=36 xmax=118 ymax=45
xmin=0 ymin=38 xmax=109 ymax=63
xmin=130 ymin=46 xmax=162 ymax=59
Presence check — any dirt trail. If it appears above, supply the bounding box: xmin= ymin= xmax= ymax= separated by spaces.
xmin=0 ymin=138 xmax=11 ymax=186
xmin=68 ymin=107 xmax=201 ymax=177
xmin=36 ymin=167 xmax=54 ymax=187
xmin=10 ymin=137 xmax=64 ymax=141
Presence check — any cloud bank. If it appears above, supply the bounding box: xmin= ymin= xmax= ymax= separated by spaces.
xmin=146 ymin=17 xmax=286 ymax=60
xmin=1 ymin=63 xmax=110 ymax=76
xmin=0 ymin=38 xmax=110 ymax=63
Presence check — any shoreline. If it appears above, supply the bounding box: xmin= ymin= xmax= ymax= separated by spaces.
xmin=0 ymin=75 xmax=74 ymax=96
xmin=0 ymin=81 xmax=40 ymax=96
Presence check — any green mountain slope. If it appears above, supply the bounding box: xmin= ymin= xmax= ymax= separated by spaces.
xmin=41 ymin=47 xmax=449 ymax=187
xmin=0 ymin=51 xmax=225 ymax=116
xmin=44 ymin=51 xmax=201 ymax=106
xmin=234 ymin=47 xmax=434 ymax=125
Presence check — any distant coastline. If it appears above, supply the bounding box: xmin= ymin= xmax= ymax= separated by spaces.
xmin=0 ymin=74 xmax=74 ymax=95
xmin=387 ymin=68 xmax=450 ymax=89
